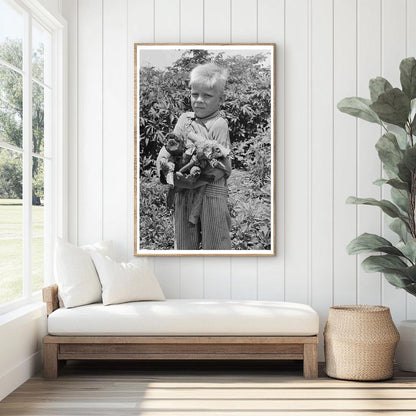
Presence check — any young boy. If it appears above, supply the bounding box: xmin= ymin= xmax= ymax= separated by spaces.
xmin=157 ymin=62 xmax=232 ymax=250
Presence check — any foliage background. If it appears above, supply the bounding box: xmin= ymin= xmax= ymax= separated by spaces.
xmin=138 ymin=48 xmax=273 ymax=251
xmin=0 ymin=38 xmax=44 ymax=205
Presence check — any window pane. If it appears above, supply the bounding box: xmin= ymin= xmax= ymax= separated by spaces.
xmin=0 ymin=65 xmax=23 ymax=148
xmin=0 ymin=0 xmax=24 ymax=70
xmin=0 ymin=147 xmax=23 ymax=305
xmin=32 ymin=156 xmax=43 ymax=293
xmin=32 ymin=20 xmax=51 ymax=85
xmin=32 ymin=81 xmax=44 ymax=155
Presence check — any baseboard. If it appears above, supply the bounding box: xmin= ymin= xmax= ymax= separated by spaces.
xmin=0 ymin=351 xmax=42 ymax=401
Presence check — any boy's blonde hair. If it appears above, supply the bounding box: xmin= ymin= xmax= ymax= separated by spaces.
xmin=189 ymin=63 xmax=229 ymax=94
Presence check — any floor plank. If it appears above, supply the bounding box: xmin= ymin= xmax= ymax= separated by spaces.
xmin=1 ymin=361 xmax=416 ymax=415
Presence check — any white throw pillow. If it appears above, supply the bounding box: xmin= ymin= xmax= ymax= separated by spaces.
xmin=54 ymin=239 xmax=114 ymax=308
xmin=90 ymin=252 xmax=165 ymax=306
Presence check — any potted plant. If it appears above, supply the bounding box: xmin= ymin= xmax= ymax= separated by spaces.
xmin=337 ymin=57 xmax=416 ymax=371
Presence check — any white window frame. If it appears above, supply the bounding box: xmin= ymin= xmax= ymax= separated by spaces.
xmin=0 ymin=0 xmax=67 ymax=315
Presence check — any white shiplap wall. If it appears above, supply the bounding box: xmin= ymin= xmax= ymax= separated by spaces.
xmin=61 ymin=0 xmax=416 ymax=356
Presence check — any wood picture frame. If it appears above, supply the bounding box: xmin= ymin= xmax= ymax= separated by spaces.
xmin=134 ymin=43 xmax=275 ymax=256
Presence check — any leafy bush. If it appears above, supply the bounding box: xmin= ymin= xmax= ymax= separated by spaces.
xmin=138 ymin=49 xmax=271 ymax=176
xmin=139 ymin=169 xmax=175 ymax=250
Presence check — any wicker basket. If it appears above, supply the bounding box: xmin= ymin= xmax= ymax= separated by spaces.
xmin=324 ymin=305 xmax=399 ymax=381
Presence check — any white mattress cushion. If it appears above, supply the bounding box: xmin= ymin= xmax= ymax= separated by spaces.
xmin=47 ymin=299 xmax=319 ymax=336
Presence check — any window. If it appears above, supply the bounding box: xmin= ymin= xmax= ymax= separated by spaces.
xmin=0 ymin=0 xmax=66 ymax=312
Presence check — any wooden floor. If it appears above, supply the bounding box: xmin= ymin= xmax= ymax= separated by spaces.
xmin=1 ymin=360 xmax=416 ymax=415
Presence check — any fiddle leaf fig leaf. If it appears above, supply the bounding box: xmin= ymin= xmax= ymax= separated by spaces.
xmin=346 ymin=196 xmax=405 ymax=219
xmin=347 ymin=233 xmax=404 ymax=256
xmin=394 ymin=130 xmax=409 ymax=150
xmin=397 ymin=240 xmax=416 ymax=264
xmin=370 ymin=88 xmax=410 ymax=128
xmin=410 ymin=98 xmax=416 ymax=124
xmin=362 ymin=254 xmax=408 ymax=272
xmin=389 ymin=217 xmax=410 ymax=242
xmin=391 ymin=187 xmax=410 ymax=213
xmin=372 ymin=178 xmax=409 ymax=191
xmin=403 ymin=146 xmax=416 ymax=172
xmin=383 ymin=272 xmax=412 ymax=288
xmin=387 ymin=178 xmax=410 ymax=191
xmin=400 ymin=57 xmax=416 ymax=100
xmin=375 ymin=132 xmax=404 ymax=173
xmin=337 ymin=97 xmax=382 ymax=125
xmin=398 ymin=161 xmax=412 ymax=185
xmin=373 ymin=178 xmax=388 ymax=186
xmin=369 ymin=77 xmax=393 ymax=102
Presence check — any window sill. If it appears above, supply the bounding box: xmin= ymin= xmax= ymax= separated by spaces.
xmin=0 ymin=299 xmax=45 ymax=327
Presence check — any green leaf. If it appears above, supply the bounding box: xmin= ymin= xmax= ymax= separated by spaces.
xmin=397 ymin=240 xmax=416 ymax=264
xmin=403 ymin=146 xmax=416 ymax=172
xmin=391 ymin=187 xmax=409 ymax=213
xmin=389 ymin=217 xmax=410 ymax=241
xmin=386 ymin=178 xmax=410 ymax=191
xmin=394 ymin=130 xmax=409 ymax=150
xmin=404 ymin=283 xmax=416 ymax=296
xmin=337 ymin=97 xmax=382 ymax=125
xmin=369 ymin=77 xmax=393 ymax=102
xmin=373 ymin=178 xmax=388 ymax=186
xmin=370 ymin=88 xmax=410 ymax=128
xmin=383 ymin=272 xmax=412 ymax=288
xmin=375 ymin=132 xmax=404 ymax=173
xmin=346 ymin=196 xmax=405 ymax=219
xmin=361 ymin=255 xmax=416 ymax=287
xmin=361 ymin=254 xmax=408 ymax=272
xmin=347 ymin=233 xmax=404 ymax=256
xmin=397 ymin=161 xmax=412 ymax=185
xmin=400 ymin=57 xmax=416 ymax=100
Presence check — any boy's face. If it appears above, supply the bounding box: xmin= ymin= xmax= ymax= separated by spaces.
xmin=190 ymin=83 xmax=222 ymax=119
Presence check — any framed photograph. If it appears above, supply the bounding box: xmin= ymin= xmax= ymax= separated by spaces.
xmin=134 ymin=43 xmax=275 ymax=256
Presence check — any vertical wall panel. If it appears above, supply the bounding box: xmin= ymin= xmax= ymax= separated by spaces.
xmin=155 ymin=0 xmax=180 ymax=42
xmin=229 ymin=0 xmax=258 ymax=300
xmin=103 ymin=0 xmax=128 ymax=260
xmin=204 ymin=0 xmax=231 ymax=42
xmin=61 ymin=0 xmax=78 ymax=245
xmin=180 ymin=0 xmax=203 ymax=43
xmin=230 ymin=0 xmax=257 ymax=42
xmin=381 ymin=0 xmax=407 ymax=322
xmin=257 ymin=0 xmax=285 ymax=301
xmin=203 ymin=0 xmax=232 ymax=299
xmin=407 ymin=0 xmax=416 ymax=319
xmin=178 ymin=0 xmax=204 ymax=298
xmin=152 ymin=0 xmax=181 ymax=297
xmin=356 ymin=0 xmax=382 ymax=305
xmin=127 ymin=0 xmax=154 ymax=262
xmin=310 ymin=0 xmax=333 ymax=359
xmin=284 ymin=0 xmax=309 ymax=303
xmin=333 ymin=0 xmax=357 ymax=305
xmin=77 ymin=0 xmax=103 ymax=245
xmin=205 ymin=258 xmax=231 ymax=299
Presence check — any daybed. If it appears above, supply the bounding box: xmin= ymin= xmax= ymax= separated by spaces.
xmin=42 ymin=284 xmax=320 ymax=379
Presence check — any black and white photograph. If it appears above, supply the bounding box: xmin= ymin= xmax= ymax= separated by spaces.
xmin=134 ymin=44 xmax=275 ymax=256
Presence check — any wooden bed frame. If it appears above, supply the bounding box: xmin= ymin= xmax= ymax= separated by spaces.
xmin=42 ymin=285 xmax=319 ymax=379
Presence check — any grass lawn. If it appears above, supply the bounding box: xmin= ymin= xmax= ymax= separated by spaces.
xmin=0 ymin=199 xmax=44 ymax=305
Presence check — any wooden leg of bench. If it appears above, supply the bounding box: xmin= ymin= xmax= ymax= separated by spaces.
xmin=44 ymin=343 xmax=59 ymax=379
xmin=303 ymin=343 xmax=318 ymax=379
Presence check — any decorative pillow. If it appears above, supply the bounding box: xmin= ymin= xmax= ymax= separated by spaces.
xmin=54 ymin=239 xmax=114 ymax=308
xmin=90 ymin=252 xmax=165 ymax=306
